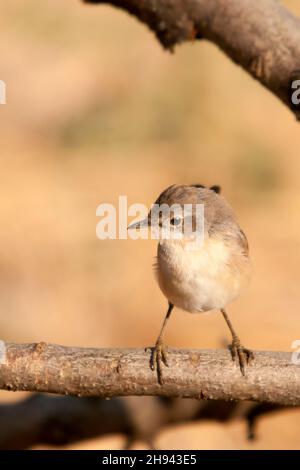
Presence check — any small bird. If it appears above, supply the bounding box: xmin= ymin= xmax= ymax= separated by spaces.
xmin=128 ymin=184 xmax=253 ymax=384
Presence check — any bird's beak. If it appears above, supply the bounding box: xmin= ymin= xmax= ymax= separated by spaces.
xmin=127 ymin=217 xmax=149 ymax=230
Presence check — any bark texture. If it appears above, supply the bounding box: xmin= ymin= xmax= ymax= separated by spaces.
xmin=0 ymin=342 xmax=299 ymax=406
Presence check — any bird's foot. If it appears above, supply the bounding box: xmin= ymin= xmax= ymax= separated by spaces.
xmin=229 ymin=336 xmax=254 ymax=376
xmin=150 ymin=339 xmax=169 ymax=385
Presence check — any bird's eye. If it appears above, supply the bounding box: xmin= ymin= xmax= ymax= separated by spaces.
xmin=170 ymin=216 xmax=182 ymax=226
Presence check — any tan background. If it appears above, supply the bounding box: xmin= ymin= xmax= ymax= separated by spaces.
xmin=0 ymin=0 xmax=300 ymax=449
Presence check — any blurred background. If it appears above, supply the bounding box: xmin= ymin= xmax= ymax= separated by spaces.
xmin=0 ymin=0 xmax=300 ymax=450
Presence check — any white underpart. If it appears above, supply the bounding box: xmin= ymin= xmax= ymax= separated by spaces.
xmin=156 ymin=237 xmax=249 ymax=313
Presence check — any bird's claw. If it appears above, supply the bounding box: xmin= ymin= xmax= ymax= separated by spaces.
xmin=150 ymin=339 xmax=169 ymax=385
xmin=229 ymin=337 xmax=254 ymax=376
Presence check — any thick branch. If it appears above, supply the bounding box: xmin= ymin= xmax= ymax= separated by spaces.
xmin=84 ymin=0 xmax=300 ymax=118
xmin=0 ymin=342 xmax=299 ymax=406
xmin=0 ymin=394 xmax=285 ymax=449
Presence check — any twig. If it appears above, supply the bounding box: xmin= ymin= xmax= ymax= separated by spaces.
xmin=0 ymin=342 xmax=299 ymax=406
xmin=83 ymin=0 xmax=300 ymax=119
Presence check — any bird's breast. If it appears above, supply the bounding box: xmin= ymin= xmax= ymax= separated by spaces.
xmin=156 ymin=237 xmax=250 ymax=313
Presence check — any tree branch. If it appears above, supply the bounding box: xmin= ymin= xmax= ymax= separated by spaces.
xmin=0 ymin=393 xmax=287 ymax=449
xmin=83 ymin=0 xmax=300 ymax=119
xmin=0 ymin=395 xmax=131 ymax=449
xmin=0 ymin=342 xmax=299 ymax=406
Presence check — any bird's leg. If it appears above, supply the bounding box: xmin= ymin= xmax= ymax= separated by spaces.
xmin=221 ymin=308 xmax=254 ymax=375
xmin=150 ymin=303 xmax=174 ymax=385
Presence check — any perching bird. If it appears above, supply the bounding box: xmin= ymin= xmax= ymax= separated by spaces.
xmin=128 ymin=184 xmax=253 ymax=384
